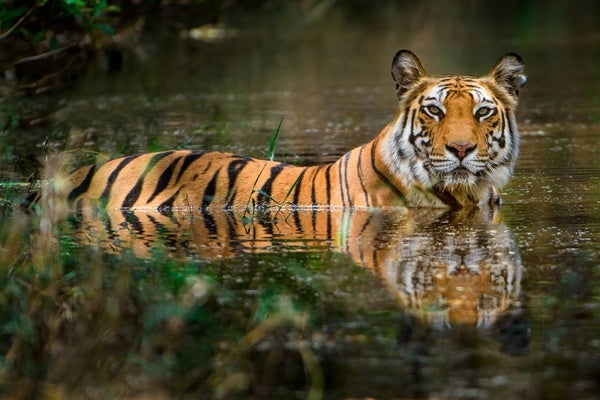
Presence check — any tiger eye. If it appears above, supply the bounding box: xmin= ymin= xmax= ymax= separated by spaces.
xmin=476 ymin=106 xmax=493 ymax=119
xmin=426 ymin=105 xmax=444 ymax=118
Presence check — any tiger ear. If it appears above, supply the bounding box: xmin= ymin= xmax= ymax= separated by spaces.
xmin=489 ymin=53 xmax=526 ymax=97
xmin=391 ymin=50 xmax=427 ymax=100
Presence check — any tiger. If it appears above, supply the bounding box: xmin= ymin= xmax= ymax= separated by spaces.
xmin=23 ymin=50 xmax=525 ymax=212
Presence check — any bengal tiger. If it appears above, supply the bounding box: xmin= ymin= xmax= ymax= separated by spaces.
xmin=23 ymin=50 xmax=525 ymax=212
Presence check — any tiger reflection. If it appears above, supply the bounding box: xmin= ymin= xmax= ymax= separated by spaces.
xmin=71 ymin=205 xmax=522 ymax=329
xmin=378 ymin=211 xmax=522 ymax=329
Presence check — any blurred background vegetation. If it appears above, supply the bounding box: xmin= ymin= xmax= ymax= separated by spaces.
xmin=0 ymin=0 xmax=350 ymax=72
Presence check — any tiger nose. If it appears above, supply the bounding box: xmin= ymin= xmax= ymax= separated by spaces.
xmin=446 ymin=142 xmax=476 ymax=160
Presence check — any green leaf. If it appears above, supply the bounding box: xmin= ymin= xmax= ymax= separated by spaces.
xmin=61 ymin=0 xmax=86 ymax=7
xmin=0 ymin=6 xmax=28 ymax=28
xmin=93 ymin=23 xmax=116 ymax=35
xmin=268 ymin=116 xmax=284 ymax=161
xmin=18 ymin=27 xmax=45 ymax=43
xmin=50 ymin=35 xmax=59 ymax=50
xmin=93 ymin=0 xmax=107 ymax=18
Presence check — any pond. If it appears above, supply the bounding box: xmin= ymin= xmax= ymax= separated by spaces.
xmin=1 ymin=1 xmax=599 ymax=399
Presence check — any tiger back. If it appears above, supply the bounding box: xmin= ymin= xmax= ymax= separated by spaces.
xmin=24 ymin=50 xmax=525 ymax=212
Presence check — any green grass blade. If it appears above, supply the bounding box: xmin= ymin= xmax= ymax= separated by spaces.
xmin=273 ymin=172 xmax=302 ymax=220
xmin=243 ymin=162 xmax=268 ymax=221
xmin=269 ymin=116 xmax=284 ymax=162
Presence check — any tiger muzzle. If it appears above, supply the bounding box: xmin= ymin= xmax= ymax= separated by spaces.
xmin=445 ymin=142 xmax=477 ymax=161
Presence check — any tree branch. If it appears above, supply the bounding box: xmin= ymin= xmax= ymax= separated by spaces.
xmin=0 ymin=5 xmax=36 ymax=41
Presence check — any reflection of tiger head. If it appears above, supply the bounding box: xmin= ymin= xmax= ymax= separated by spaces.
xmin=378 ymin=211 xmax=522 ymax=329
xmin=381 ymin=50 xmax=526 ymax=207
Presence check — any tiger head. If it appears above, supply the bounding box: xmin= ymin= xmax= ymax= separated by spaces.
xmin=382 ymin=50 xmax=526 ymax=207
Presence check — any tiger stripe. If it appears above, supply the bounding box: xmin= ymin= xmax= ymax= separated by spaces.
xmin=68 ymin=164 xmax=96 ymax=202
xmin=100 ymin=155 xmax=139 ymax=202
xmin=202 ymin=168 xmax=220 ymax=209
xmin=122 ymin=151 xmax=174 ymax=209
xmin=225 ymin=158 xmax=249 ymax=207
xmin=176 ymin=151 xmax=208 ymax=183
xmin=146 ymin=156 xmax=180 ymax=204
xmin=356 ymin=146 xmax=370 ymax=207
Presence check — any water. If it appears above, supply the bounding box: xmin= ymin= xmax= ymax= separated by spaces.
xmin=1 ymin=1 xmax=600 ymax=398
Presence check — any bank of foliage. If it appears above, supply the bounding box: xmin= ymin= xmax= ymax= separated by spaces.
xmin=1 ymin=0 xmax=120 ymax=43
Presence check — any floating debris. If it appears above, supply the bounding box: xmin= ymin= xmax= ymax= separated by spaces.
xmin=180 ymin=24 xmax=237 ymax=42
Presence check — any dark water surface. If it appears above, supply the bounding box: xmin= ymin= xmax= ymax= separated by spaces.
xmin=1 ymin=1 xmax=600 ymax=399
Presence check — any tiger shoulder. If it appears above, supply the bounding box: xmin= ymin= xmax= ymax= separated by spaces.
xmin=24 ymin=50 xmax=525 ymax=212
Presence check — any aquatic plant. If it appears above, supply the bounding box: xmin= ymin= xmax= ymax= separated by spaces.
xmin=242 ymin=117 xmax=302 ymax=225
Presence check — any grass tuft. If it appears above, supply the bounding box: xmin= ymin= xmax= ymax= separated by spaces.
xmin=243 ymin=116 xmax=290 ymax=225
xmin=269 ymin=116 xmax=284 ymax=162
